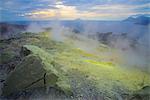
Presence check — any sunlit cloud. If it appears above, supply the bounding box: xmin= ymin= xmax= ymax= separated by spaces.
xmin=21 ymin=2 xmax=149 ymax=20
xmin=22 ymin=5 xmax=78 ymax=20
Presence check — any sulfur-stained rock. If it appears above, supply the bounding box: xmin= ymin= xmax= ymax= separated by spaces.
xmin=2 ymin=45 xmax=72 ymax=96
xmin=2 ymin=55 xmax=46 ymax=96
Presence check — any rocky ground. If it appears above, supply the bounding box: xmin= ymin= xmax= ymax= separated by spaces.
xmin=0 ymin=32 xmax=150 ymax=100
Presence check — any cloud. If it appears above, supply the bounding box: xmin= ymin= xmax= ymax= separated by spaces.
xmin=62 ymin=0 xmax=150 ymax=6
xmin=20 ymin=4 xmax=77 ymax=20
xmin=88 ymin=3 xmax=150 ymax=19
xmin=20 ymin=4 xmax=101 ymax=20
xmin=21 ymin=2 xmax=149 ymax=20
xmin=0 ymin=0 xmax=150 ymax=21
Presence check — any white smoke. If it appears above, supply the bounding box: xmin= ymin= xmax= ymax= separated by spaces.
xmin=23 ymin=19 xmax=149 ymax=73
xmin=26 ymin=22 xmax=44 ymax=33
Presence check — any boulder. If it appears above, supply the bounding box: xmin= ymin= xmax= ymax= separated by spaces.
xmin=2 ymin=45 xmax=72 ymax=96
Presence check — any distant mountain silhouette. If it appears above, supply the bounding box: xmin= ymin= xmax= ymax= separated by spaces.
xmin=0 ymin=23 xmax=27 ymax=39
xmin=123 ymin=14 xmax=150 ymax=25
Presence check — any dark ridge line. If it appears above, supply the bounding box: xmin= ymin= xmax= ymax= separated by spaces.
xmin=24 ymin=77 xmax=44 ymax=89
xmin=44 ymin=73 xmax=46 ymax=89
xmin=0 ymin=35 xmax=39 ymax=43
xmin=24 ymin=72 xmax=47 ymax=90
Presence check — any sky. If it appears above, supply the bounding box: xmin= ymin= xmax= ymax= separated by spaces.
xmin=0 ymin=0 xmax=150 ymax=21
